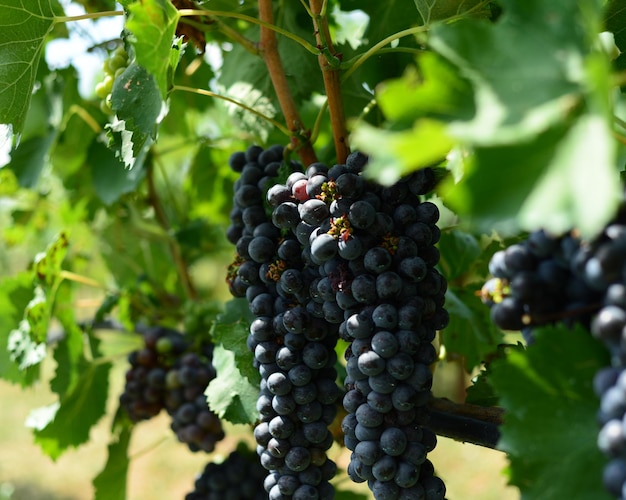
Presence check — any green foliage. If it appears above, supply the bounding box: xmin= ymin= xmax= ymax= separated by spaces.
xmin=0 ymin=0 xmax=61 ymax=137
xmin=93 ymin=411 xmax=132 ymax=500
xmin=606 ymin=0 xmax=626 ymax=71
xmin=108 ymin=62 xmax=164 ymax=167
xmin=0 ymin=272 xmax=38 ymax=385
xmin=491 ymin=325 xmax=612 ymax=500
xmin=444 ymin=287 xmax=503 ymax=371
xmin=211 ymin=299 xmax=258 ymax=384
xmin=205 ymin=300 xmax=259 ymax=425
xmin=32 ymin=361 xmax=112 ymax=460
xmin=125 ymin=0 xmax=181 ymax=99
xmin=206 ymin=344 xmax=259 ymax=425
xmin=355 ymin=0 xmax=622 ymax=239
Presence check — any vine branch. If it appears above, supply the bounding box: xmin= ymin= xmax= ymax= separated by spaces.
xmin=308 ymin=0 xmax=349 ymax=163
xmin=258 ymin=0 xmax=317 ymax=165
xmin=427 ymin=396 xmax=504 ymax=449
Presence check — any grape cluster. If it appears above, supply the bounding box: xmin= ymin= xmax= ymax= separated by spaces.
xmin=227 ymin=145 xmax=449 ymax=499
xmin=164 ymin=348 xmax=225 ymax=453
xmin=185 ymin=445 xmax=267 ymax=500
xmin=483 ymin=230 xmax=603 ymax=343
xmin=95 ymin=45 xmax=128 ymax=115
xmin=586 ymin=219 xmax=626 ymax=499
xmin=227 ymin=145 xmax=341 ymax=500
xmin=119 ymin=326 xmax=224 ymax=453
xmin=120 ymin=326 xmax=188 ymax=422
xmin=481 ymin=200 xmax=626 ymax=498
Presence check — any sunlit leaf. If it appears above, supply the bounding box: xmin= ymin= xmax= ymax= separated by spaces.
xmin=0 ymin=0 xmax=61 ymax=137
xmin=211 ymin=298 xmax=258 ymax=385
xmin=206 ymin=344 xmax=258 ymax=425
xmin=107 ymin=62 xmax=163 ymax=168
xmin=354 ymin=119 xmax=453 ymax=185
xmin=126 ymin=0 xmax=180 ymax=98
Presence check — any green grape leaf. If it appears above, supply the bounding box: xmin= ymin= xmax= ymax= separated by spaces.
xmin=211 ymin=298 xmax=259 ymax=386
xmin=490 ymin=324 xmax=612 ymax=500
xmin=32 ymin=361 xmax=111 ymax=460
xmin=206 ymin=344 xmax=258 ymax=425
xmin=353 ymin=119 xmax=453 ymax=185
xmin=23 ymin=286 xmax=48 ymax=343
xmin=51 ymin=106 xmax=98 ymax=179
xmin=107 ymin=63 xmax=163 ymax=168
xmin=414 ymin=0 xmax=438 ymax=24
xmin=88 ymin=139 xmax=145 ymax=205
xmin=414 ymin=0 xmax=490 ymax=25
xmin=0 ymin=0 xmax=61 ymax=137
xmin=50 ymin=284 xmax=88 ymax=398
xmin=465 ymin=368 xmax=499 ymax=407
xmin=518 ymin=113 xmax=620 ymax=239
xmin=437 ymin=228 xmax=481 ymax=282
xmin=442 ymin=125 xmax=566 ymax=235
xmin=443 ymin=287 xmax=503 ymax=371
xmin=605 ymin=0 xmax=626 ymax=71
xmin=7 ymin=320 xmax=47 ymax=373
xmin=185 ymin=143 xmax=236 ymax=226
xmin=6 ymin=132 xmax=56 ymax=188
xmin=376 ymin=53 xmax=475 ymax=125
xmin=33 ymin=231 xmax=69 ymax=288
xmin=465 ymin=343 xmax=523 ymax=406
xmin=93 ymin=410 xmax=132 ymax=500
xmin=418 ymin=0 xmax=619 ymax=238
xmin=0 ymin=271 xmax=39 ymax=386
xmin=126 ymin=0 xmax=181 ymax=99
xmin=429 ymin=0 xmax=588 ymax=145
xmin=353 ymin=52 xmax=473 ymax=185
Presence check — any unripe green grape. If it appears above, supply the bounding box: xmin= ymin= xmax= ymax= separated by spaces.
xmin=156 ymin=336 xmax=174 ymax=354
xmin=109 ymin=53 xmax=127 ymax=72
xmin=95 ymin=81 xmax=109 ymax=99
xmin=100 ymin=94 xmax=113 ymax=114
xmin=102 ymin=75 xmax=114 ymax=94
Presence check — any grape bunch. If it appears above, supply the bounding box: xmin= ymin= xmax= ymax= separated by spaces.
xmin=119 ymin=326 xmax=224 ymax=453
xmin=302 ymin=156 xmax=448 ymax=499
xmin=226 ymin=145 xmax=449 ymax=499
xmin=585 ymin=218 xmax=626 ymax=499
xmin=481 ymin=197 xmax=626 ymax=498
xmin=119 ymin=326 xmax=188 ymax=422
xmin=185 ymin=445 xmax=267 ymax=500
xmin=483 ymin=230 xmax=603 ymax=343
xmin=95 ymin=44 xmax=128 ymax=115
xmin=164 ymin=349 xmax=225 ymax=453
xmin=227 ymin=145 xmax=341 ymax=500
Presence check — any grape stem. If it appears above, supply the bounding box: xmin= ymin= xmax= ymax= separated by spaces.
xmin=258 ymin=0 xmax=318 ymax=165
xmin=308 ymin=0 xmax=350 ymax=164
xmin=427 ymin=396 xmax=504 ymax=449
